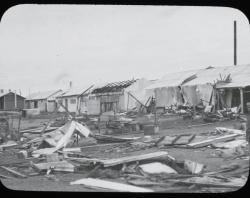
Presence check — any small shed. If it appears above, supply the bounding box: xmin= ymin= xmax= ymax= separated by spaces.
xmin=0 ymin=90 xmax=25 ymax=111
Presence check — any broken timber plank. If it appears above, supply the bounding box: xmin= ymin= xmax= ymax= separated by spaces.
xmin=94 ymin=134 xmax=140 ymax=143
xmin=171 ymin=135 xmax=183 ymax=144
xmin=0 ymin=166 xmax=27 ymax=178
xmin=31 ymin=160 xmax=75 ymax=172
xmin=101 ymin=151 xmax=171 ymax=167
xmin=176 ymin=177 xmax=245 ymax=188
xmin=21 ymin=127 xmax=58 ymax=134
xmin=187 ymin=134 xmax=240 ymax=148
xmin=0 ymin=142 xmax=18 ymax=149
xmin=70 ymin=178 xmax=153 ymax=192
xmin=188 ymin=123 xmax=213 ymax=128
xmin=80 ymin=142 xmax=124 ymax=149
xmin=64 ymin=156 xmax=103 ymax=164
xmin=0 ymin=173 xmax=15 ymax=179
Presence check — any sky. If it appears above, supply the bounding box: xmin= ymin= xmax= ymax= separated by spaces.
xmin=0 ymin=5 xmax=249 ymax=96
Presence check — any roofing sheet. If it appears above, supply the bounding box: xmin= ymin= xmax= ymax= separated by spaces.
xmin=26 ymin=90 xmax=62 ymax=100
xmin=0 ymin=90 xmax=25 ymax=98
xmin=184 ymin=64 xmax=250 ymax=87
xmin=91 ymin=79 xmax=136 ymax=94
xmin=146 ymin=64 xmax=250 ymax=90
xmin=59 ymin=85 xmax=94 ymax=97
xmin=145 ymin=68 xmax=201 ymax=90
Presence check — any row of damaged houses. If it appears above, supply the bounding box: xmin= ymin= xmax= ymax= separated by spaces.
xmin=1 ymin=64 xmax=250 ymax=114
xmin=146 ymin=64 xmax=250 ymax=113
xmin=56 ymin=78 xmax=155 ymax=115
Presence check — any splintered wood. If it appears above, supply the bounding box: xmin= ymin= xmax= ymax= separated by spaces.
xmin=70 ymin=178 xmax=154 ymax=192
xmin=187 ymin=134 xmax=240 ymax=148
xmin=101 ymin=151 xmax=173 ymax=167
xmin=0 ymin=166 xmax=27 ymax=178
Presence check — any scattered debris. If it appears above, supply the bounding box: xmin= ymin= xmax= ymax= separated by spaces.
xmin=183 ymin=160 xmax=205 ymax=174
xmin=0 ymin=107 xmax=248 ymax=192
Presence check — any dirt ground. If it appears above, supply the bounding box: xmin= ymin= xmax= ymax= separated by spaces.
xmin=0 ymin=114 xmax=249 ymax=192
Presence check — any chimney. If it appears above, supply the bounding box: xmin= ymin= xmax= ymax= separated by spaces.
xmin=0 ymin=89 xmax=4 ymax=93
xmin=69 ymin=81 xmax=72 ymax=88
xmin=234 ymin=20 xmax=237 ymax=65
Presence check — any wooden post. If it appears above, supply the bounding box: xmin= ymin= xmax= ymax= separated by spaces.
xmin=240 ymin=88 xmax=244 ymax=114
xmin=126 ymin=94 xmax=129 ymax=111
xmin=98 ymin=114 xmax=101 ymax=134
xmin=17 ymin=114 xmax=21 ymax=140
xmin=14 ymin=91 xmax=17 ymax=109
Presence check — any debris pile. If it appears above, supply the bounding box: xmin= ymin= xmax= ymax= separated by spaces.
xmin=0 ymin=110 xmax=248 ymax=192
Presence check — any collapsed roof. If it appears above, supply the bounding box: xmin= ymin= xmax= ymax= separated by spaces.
xmin=91 ymin=79 xmax=137 ymax=94
xmin=32 ymin=120 xmax=91 ymax=156
xmin=146 ymin=64 xmax=250 ymax=90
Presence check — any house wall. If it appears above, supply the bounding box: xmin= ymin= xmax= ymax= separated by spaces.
xmin=87 ymin=92 xmax=124 ymax=114
xmin=47 ymin=101 xmax=56 ymax=112
xmin=29 ymin=101 xmax=35 ymax=109
xmin=78 ymin=96 xmax=90 ymax=114
xmin=37 ymin=99 xmax=47 ymax=112
xmin=124 ymin=79 xmax=155 ymax=110
xmin=0 ymin=97 xmax=4 ymax=110
xmin=100 ymin=93 xmax=122 ymax=113
xmin=87 ymin=99 xmax=101 ymax=115
xmin=57 ymin=96 xmax=78 ymax=113
xmin=118 ymin=94 xmax=125 ymax=111
xmin=16 ymin=95 xmax=25 ymax=109
xmin=155 ymin=87 xmax=183 ymax=107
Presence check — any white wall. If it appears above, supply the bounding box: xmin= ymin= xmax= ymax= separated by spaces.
xmin=47 ymin=101 xmax=56 ymax=112
xmin=37 ymin=99 xmax=47 ymax=112
xmin=57 ymin=96 xmax=78 ymax=113
xmin=124 ymin=79 xmax=155 ymax=110
xmin=87 ymin=99 xmax=101 ymax=115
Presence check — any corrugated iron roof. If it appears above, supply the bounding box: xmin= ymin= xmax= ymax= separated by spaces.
xmin=184 ymin=64 xmax=250 ymax=88
xmin=0 ymin=90 xmax=25 ymax=98
xmin=145 ymin=68 xmax=202 ymax=90
xmin=91 ymin=79 xmax=137 ymax=94
xmin=26 ymin=90 xmax=62 ymax=100
xmin=58 ymin=85 xmax=94 ymax=97
xmin=146 ymin=64 xmax=250 ymax=90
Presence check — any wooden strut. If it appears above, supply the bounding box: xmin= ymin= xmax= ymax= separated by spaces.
xmin=76 ymin=85 xmax=94 ymax=115
xmin=128 ymin=92 xmax=146 ymax=109
xmin=57 ymin=102 xmax=73 ymax=119
xmin=17 ymin=113 xmax=22 ymax=139
xmin=40 ymin=104 xmax=61 ymax=136
xmin=0 ymin=166 xmax=27 ymax=178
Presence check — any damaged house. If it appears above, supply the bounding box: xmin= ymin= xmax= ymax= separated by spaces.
xmin=25 ymin=90 xmax=63 ymax=113
xmin=0 ymin=89 xmax=25 ymax=111
xmin=146 ymin=64 xmax=250 ymax=113
xmin=145 ymin=69 xmax=202 ymax=108
xmin=56 ymin=85 xmax=94 ymax=114
xmin=88 ymin=79 xmax=155 ymax=115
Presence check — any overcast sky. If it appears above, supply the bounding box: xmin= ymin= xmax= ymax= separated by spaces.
xmin=0 ymin=5 xmax=249 ymax=96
